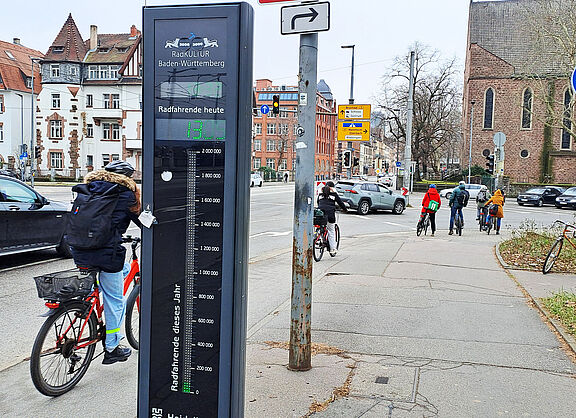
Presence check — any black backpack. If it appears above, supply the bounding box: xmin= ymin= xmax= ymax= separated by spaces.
xmin=66 ymin=186 xmax=120 ymax=250
xmin=457 ymin=190 xmax=470 ymax=207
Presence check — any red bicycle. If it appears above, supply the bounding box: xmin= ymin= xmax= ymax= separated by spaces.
xmin=313 ymin=210 xmax=340 ymax=261
xmin=30 ymin=236 xmax=141 ymax=397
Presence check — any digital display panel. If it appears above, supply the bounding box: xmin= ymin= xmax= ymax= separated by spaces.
xmin=160 ymin=81 xmax=224 ymax=99
xmin=156 ymin=119 xmax=226 ymax=141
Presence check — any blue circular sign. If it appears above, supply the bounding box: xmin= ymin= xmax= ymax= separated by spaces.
xmin=260 ymin=104 xmax=270 ymax=115
xmin=572 ymin=67 xmax=576 ymax=93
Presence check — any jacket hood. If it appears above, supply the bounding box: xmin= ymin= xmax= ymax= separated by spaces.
xmin=84 ymin=170 xmax=138 ymax=192
xmin=494 ymin=189 xmax=503 ymax=197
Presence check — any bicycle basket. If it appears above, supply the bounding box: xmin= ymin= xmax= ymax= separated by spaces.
xmin=33 ymin=269 xmax=96 ymax=301
xmin=314 ymin=208 xmax=327 ymax=226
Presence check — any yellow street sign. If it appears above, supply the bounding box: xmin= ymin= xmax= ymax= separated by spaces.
xmin=337 ymin=104 xmax=371 ymax=120
xmin=337 ymin=121 xmax=370 ymax=141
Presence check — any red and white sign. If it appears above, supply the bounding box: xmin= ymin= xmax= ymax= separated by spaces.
xmin=258 ymin=0 xmax=298 ymax=4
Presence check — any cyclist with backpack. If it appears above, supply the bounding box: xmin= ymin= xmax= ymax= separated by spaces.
xmin=66 ymin=161 xmax=141 ymax=364
xmin=317 ymin=181 xmax=347 ymax=256
xmin=448 ymin=183 xmax=469 ymax=235
xmin=476 ymin=185 xmax=491 ymax=220
xmin=484 ymin=188 xmax=505 ymax=235
xmin=420 ymin=184 xmax=441 ymax=236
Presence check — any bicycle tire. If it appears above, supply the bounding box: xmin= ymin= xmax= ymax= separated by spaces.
xmin=486 ymin=217 xmax=493 ymax=235
xmin=479 ymin=214 xmax=485 ymax=232
xmin=416 ymin=219 xmax=423 ymax=236
xmin=30 ymin=301 xmax=97 ymax=397
xmin=125 ymin=284 xmax=140 ymax=350
xmin=456 ymin=215 xmax=462 ymax=236
xmin=313 ymin=229 xmax=324 ymax=261
xmin=543 ymin=238 xmax=563 ymax=274
xmin=424 ymin=215 xmax=430 ymax=236
xmin=335 ymin=224 xmax=340 ymax=250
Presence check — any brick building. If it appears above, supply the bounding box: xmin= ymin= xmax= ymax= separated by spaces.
xmin=464 ymin=0 xmax=576 ymax=184
xmin=252 ymin=79 xmax=337 ymax=181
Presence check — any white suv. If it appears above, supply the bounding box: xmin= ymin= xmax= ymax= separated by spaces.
xmin=439 ymin=184 xmax=482 ymax=200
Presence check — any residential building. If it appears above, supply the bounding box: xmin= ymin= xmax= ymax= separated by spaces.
xmin=36 ymin=14 xmax=142 ymax=178
xmin=464 ymin=0 xmax=575 ymax=183
xmin=252 ymin=79 xmax=337 ymax=181
xmin=0 ymin=38 xmax=43 ymax=173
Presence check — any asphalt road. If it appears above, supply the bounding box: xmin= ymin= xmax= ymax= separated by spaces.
xmin=0 ymin=182 xmax=575 ymax=408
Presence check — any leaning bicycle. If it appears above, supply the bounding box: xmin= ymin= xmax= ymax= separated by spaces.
xmin=313 ymin=209 xmax=340 ymax=262
xmin=30 ymin=236 xmax=140 ymax=397
xmin=542 ymin=220 xmax=576 ymax=274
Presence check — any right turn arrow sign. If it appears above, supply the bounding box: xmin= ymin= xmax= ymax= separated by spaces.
xmin=281 ymin=2 xmax=330 ymax=35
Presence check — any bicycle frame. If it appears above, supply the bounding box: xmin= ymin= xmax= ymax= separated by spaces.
xmin=556 ymin=220 xmax=576 ymax=248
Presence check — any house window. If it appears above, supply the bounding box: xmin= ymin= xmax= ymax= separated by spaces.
xmin=86 ymin=124 xmax=93 ymax=138
xmin=521 ymin=88 xmax=533 ymax=129
xmin=280 ymin=124 xmax=289 ymax=135
xmin=51 ymin=93 xmax=60 ymax=109
xmin=99 ymin=66 xmax=110 ymax=79
xmin=280 ymin=110 xmax=288 ymax=118
xmin=266 ymin=139 xmax=277 ymax=152
xmin=86 ymin=94 xmax=93 ymax=107
xmin=69 ymin=66 xmax=78 ymax=76
xmin=0 ymin=123 xmax=3 ymax=142
xmin=25 ymin=78 xmax=32 ymax=88
xmin=110 ymin=66 xmax=119 ymax=79
xmin=103 ymin=94 xmax=111 ymax=109
xmin=50 ymin=120 xmax=63 ymax=138
xmin=111 ymin=154 xmax=120 ymax=161
xmin=102 ymin=154 xmax=110 ymax=167
xmin=483 ymin=88 xmax=494 ymax=129
xmin=50 ymin=152 xmax=63 ymax=169
xmin=103 ymin=123 xmax=120 ymax=140
xmin=86 ymin=155 xmax=93 ymax=167
xmin=279 ymin=159 xmax=287 ymax=170
xmin=253 ymin=158 xmax=261 ymax=169
xmin=254 ymin=123 xmax=262 ymax=135
xmin=253 ymin=139 xmax=261 ymax=151
xmin=89 ymin=66 xmax=98 ymax=79
xmin=52 ymin=46 xmax=64 ymax=53
xmin=562 ymin=89 xmax=573 ymax=150
xmin=267 ymin=124 xmax=277 ymax=135
xmin=5 ymin=51 xmax=15 ymax=60
xmin=266 ymin=158 xmax=276 ymax=170
xmin=50 ymin=64 xmax=60 ymax=77
xmin=0 ymin=95 xmax=4 ymax=113
xmin=111 ymin=94 xmax=120 ymax=109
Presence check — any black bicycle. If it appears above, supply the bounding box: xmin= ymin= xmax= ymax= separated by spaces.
xmin=478 ymin=206 xmax=488 ymax=232
xmin=416 ymin=212 xmax=430 ymax=236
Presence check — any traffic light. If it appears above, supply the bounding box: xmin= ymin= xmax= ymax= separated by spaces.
xmin=35 ymin=146 xmax=41 ymax=159
xmin=342 ymin=150 xmax=351 ymax=168
xmin=486 ymin=154 xmax=494 ymax=175
xmin=353 ymin=157 xmax=360 ymax=167
xmin=272 ymin=95 xmax=280 ymax=114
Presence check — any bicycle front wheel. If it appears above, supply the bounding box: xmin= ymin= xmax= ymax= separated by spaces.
xmin=313 ymin=229 xmax=325 ymax=261
xmin=30 ymin=302 xmax=97 ymax=397
xmin=416 ymin=219 xmax=423 ymax=236
xmin=335 ymin=224 xmax=340 ymax=250
xmin=543 ymin=238 xmax=563 ymax=274
xmin=424 ymin=215 xmax=430 ymax=236
xmin=125 ymin=284 xmax=140 ymax=350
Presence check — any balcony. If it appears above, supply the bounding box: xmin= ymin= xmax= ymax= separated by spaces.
xmin=89 ymin=107 xmax=123 ymax=121
xmin=125 ymin=139 xmax=142 ymax=150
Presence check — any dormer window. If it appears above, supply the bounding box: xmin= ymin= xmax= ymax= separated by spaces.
xmin=52 ymin=46 xmax=64 ymax=53
xmin=98 ymin=48 xmax=110 ymax=53
xmin=5 ymin=51 xmax=15 ymax=60
xmin=117 ymin=47 xmax=128 ymax=53
xmin=25 ymin=78 xmax=31 ymax=88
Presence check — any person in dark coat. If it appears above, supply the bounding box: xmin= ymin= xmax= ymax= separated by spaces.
xmin=70 ymin=161 xmax=141 ymax=364
xmin=317 ymin=181 xmax=347 ymax=256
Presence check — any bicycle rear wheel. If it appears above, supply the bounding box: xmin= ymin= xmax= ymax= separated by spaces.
xmin=416 ymin=219 xmax=423 ymax=236
xmin=456 ymin=215 xmax=462 ymax=236
xmin=125 ymin=283 xmax=140 ymax=350
xmin=424 ymin=215 xmax=430 ymax=236
xmin=335 ymin=224 xmax=340 ymax=250
xmin=543 ymin=238 xmax=563 ymax=274
xmin=30 ymin=302 xmax=97 ymax=397
xmin=486 ymin=217 xmax=493 ymax=235
xmin=313 ymin=229 xmax=325 ymax=261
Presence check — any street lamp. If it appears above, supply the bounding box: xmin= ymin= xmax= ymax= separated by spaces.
xmin=341 ymin=44 xmax=355 ymax=178
xmin=468 ymin=100 xmax=475 ymax=184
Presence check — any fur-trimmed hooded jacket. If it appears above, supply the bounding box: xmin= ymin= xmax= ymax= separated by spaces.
xmin=69 ymin=170 xmax=141 ymax=273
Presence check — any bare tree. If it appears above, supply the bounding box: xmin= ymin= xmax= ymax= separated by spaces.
xmin=375 ymin=44 xmax=462 ymax=181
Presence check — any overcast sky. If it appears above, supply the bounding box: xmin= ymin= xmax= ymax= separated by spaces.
xmin=0 ymin=0 xmax=470 ymax=105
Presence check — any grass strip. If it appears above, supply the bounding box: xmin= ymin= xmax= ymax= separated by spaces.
xmin=541 ymin=291 xmax=576 ymax=337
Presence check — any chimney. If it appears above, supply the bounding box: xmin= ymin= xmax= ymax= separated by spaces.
xmin=90 ymin=25 xmax=98 ymax=50
xmin=130 ymin=25 xmax=139 ymax=37
xmin=13 ymin=38 xmax=20 ymax=45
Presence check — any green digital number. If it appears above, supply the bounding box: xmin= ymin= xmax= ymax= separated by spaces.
xmin=187 ymin=120 xmax=203 ymax=140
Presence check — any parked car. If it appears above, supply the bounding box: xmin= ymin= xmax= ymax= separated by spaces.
xmin=555 ymin=187 xmax=576 ymax=209
xmin=0 ymin=175 xmax=72 ymax=257
xmin=250 ymin=172 xmax=263 ymax=187
xmin=335 ymin=180 xmax=406 ymax=215
xmin=517 ymin=186 xmax=565 ymax=206
xmin=439 ymin=184 xmax=483 ymax=200
xmin=0 ymin=169 xmax=18 ymax=178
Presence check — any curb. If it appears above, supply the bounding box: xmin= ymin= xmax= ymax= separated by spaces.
xmin=495 ymin=242 xmax=576 ymax=358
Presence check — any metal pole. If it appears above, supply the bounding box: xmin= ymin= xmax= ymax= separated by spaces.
xmin=349 ymin=46 xmax=355 ymax=105
xmin=468 ymin=101 xmax=475 ymax=184
xmin=30 ymin=58 xmax=36 ymax=187
xmin=403 ymin=51 xmax=415 ymax=201
xmin=342 ymin=45 xmax=355 ymax=179
xmin=289 ymin=32 xmax=318 ymax=372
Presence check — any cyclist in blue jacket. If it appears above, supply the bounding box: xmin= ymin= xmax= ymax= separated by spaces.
xmin=448 ymin=183 xmax=469 ymax=235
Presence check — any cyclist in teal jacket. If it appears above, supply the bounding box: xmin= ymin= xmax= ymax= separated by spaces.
xmin=448 ymin=183 xmax=469 ymax=235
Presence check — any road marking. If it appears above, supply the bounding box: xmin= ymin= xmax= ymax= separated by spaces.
xmin=0 ymin=257 xmax=66 ymax=273
xmin=250 ymin=231 xmax=292 ymax=238
xmin=383 ymin=221 xmax=411 ymax=228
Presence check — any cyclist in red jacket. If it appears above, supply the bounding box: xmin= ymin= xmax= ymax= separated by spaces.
xmin=421 ymin=184 xmax=441 ymax=236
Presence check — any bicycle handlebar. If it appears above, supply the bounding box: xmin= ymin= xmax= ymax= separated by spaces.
xmin=552 ymin=220 xmax=576 ymax=230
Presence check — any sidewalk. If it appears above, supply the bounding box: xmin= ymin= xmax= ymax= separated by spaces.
xmin=1 ymin=230 xmax=576 ymax=417
xmin=246 ymin=231 xmax=576 ymax=417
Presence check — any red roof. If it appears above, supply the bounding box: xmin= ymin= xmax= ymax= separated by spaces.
xmin=0 ymin=39 xmax=43 ymax=93
xmin=44 ymin=13 xmax=88 ymax=62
